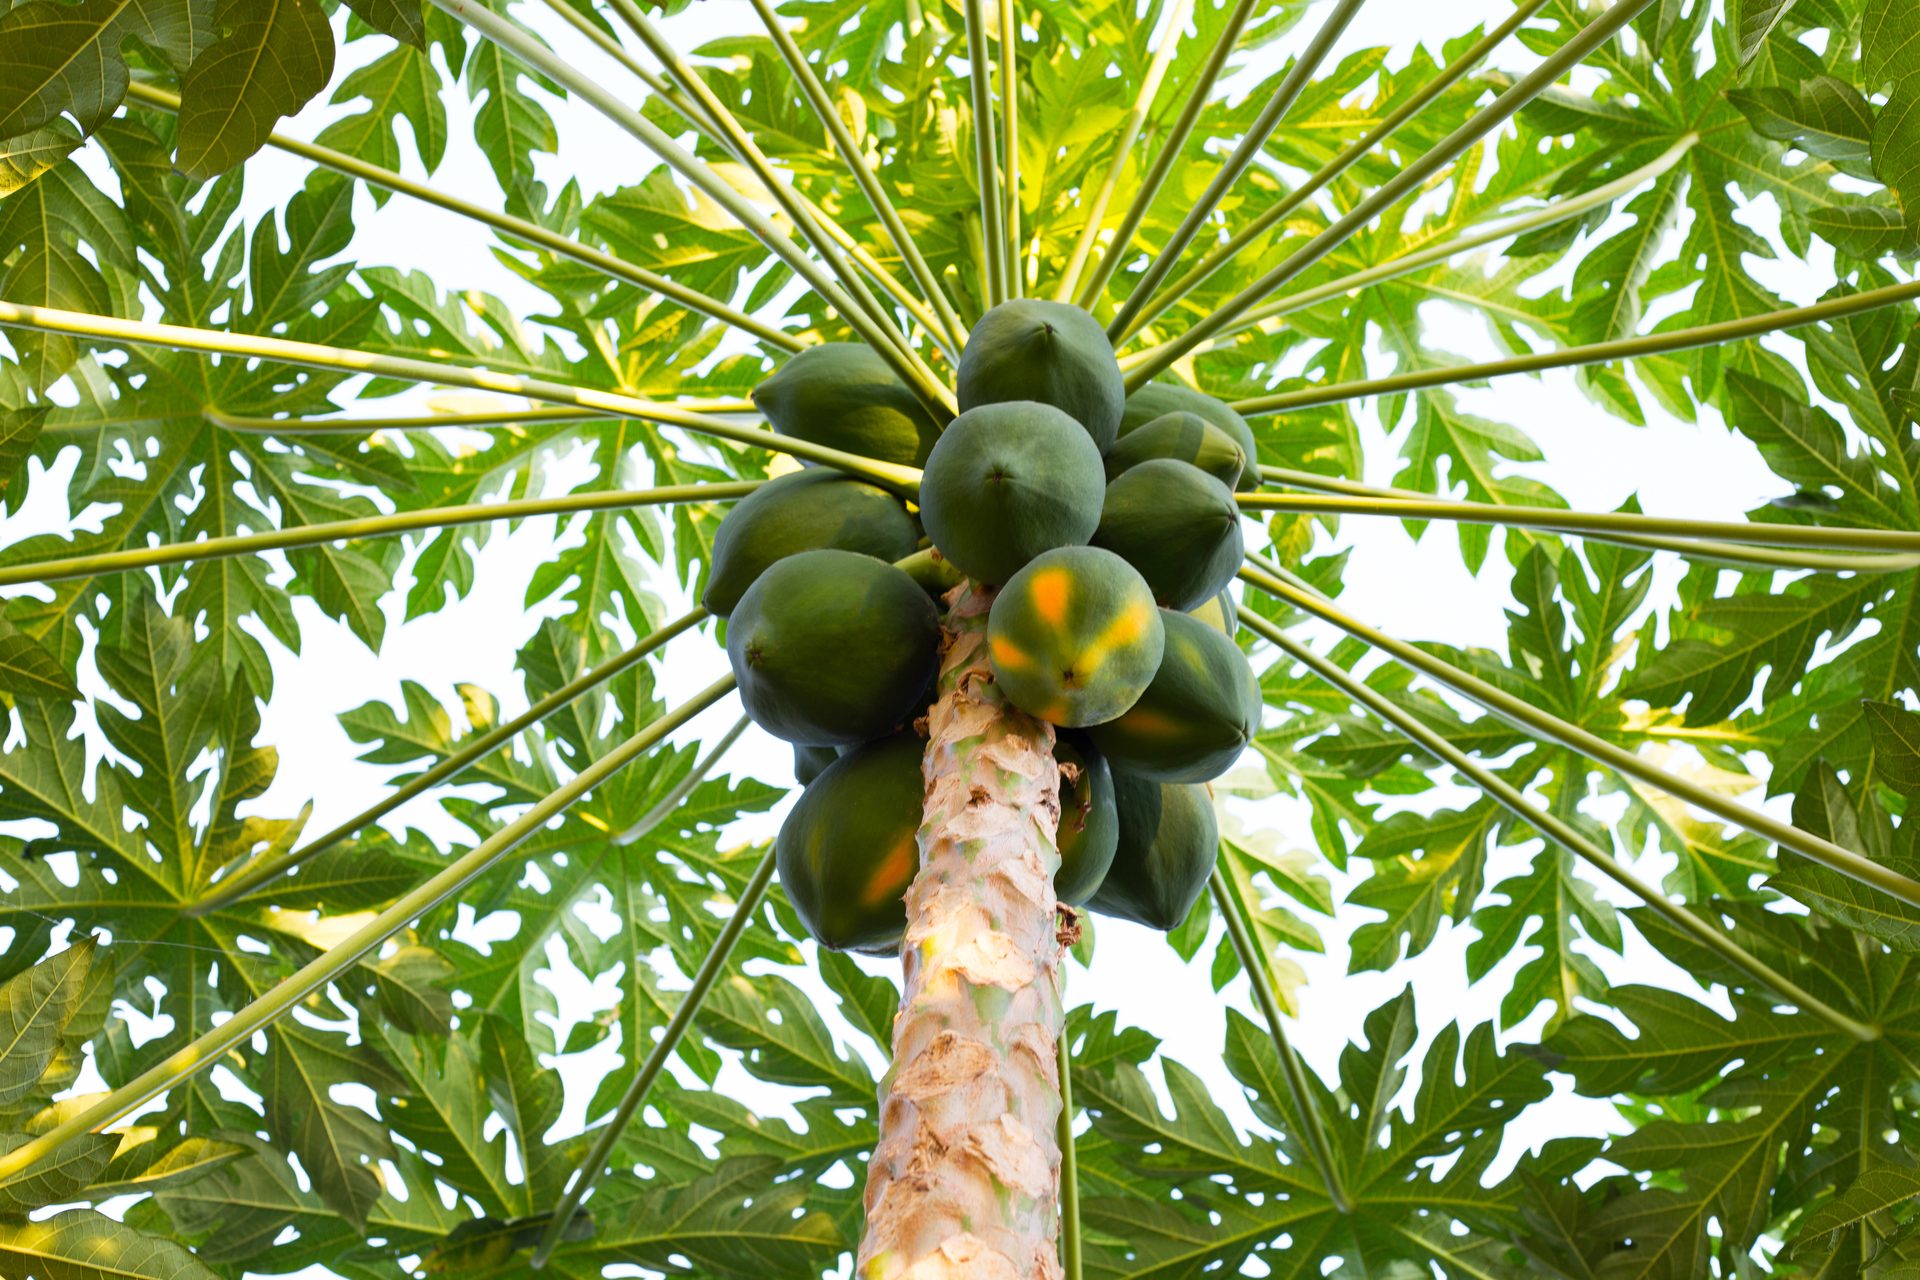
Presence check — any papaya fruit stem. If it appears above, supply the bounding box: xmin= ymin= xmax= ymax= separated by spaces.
xmin=1127 ymin=0 xmax=1661 ymax=388
xmin=859 ymin=583 xmax=1068 ymax=1278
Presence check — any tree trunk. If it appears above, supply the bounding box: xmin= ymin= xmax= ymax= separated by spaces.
xmin=858 ymin=582 xmax=1067 ymax=1279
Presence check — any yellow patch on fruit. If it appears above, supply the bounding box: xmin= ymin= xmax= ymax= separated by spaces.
xmin=862 ymin=836 xmax=917 ymax=907
xmin=1113 ymin=706 xmax=1177 ymax=736
xmin=990 ymin=634 xmax=1032 ymax=670
xmin=1025 ymin=565 xmax=1073 ymax=626
xmin=1075 ymin=600 xmax=1156 ymax=674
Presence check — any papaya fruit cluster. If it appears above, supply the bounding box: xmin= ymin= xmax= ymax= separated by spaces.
xmin=715 ymin=302 xmax=1259 ymax=954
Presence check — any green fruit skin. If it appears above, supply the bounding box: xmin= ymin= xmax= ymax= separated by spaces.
xmin=1103 ymin=411 xmax=1246 ymax=488
xmin=957 ymin=300 xmax=1125 ymax=451
xmin=776 ymin=733 xmax=924 ymax=952
xmin=752 ymin=342 xmax=942 ymax=467
xmin=1189 ymin=586 xmax=1238 ymax=637
xmin=1118 ymin=382 xmax=1259 ymax=490
xmin=1087 ymin=772 xmax=1218 ymax=932
xmin=918 ymin=401 xmax=1106 ymax=585
xmin=1089 ymin=611 xmax=1260 ymax=783
xmin=792 ymin=743 xmax=840 ymax=786
xmin=727 ymin=549 xmax=940 ymax=746
xmin=987 ymin=545 xmax=1166 ymax=728
xmin=1092 ymin=458 xmax=1244 ymax=612
xmin=1053 ymin=732 xmax=1119 ymax=906
xmin=703 ymin=470 xmax=921 ymax=616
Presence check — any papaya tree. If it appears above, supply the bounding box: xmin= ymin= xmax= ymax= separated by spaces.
xmin=5 ymin=0 xmax=1920 ymax=1276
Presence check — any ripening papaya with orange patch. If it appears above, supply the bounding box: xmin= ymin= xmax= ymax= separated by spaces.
xmin=988 ymin=546 xmax=1165 ymax=728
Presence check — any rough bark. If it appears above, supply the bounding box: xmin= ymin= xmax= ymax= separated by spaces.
xmin=858 ymin=582 xmax=1066 ymax=1279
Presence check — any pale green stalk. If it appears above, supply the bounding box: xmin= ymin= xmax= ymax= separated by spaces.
xmin=425 ymin=0 xmax=957 ymax=420
xmin=1113 ymin=0 xmax=1552 ymax=343
xmin=744 ymin=0 xmax=968 ymax=350
xmin=611 ymin=714 xmax=752 ymax=845
xmin=966 ymin=0 xmax=1009 ymax=306
xmin=530 ymin=845 xmax=777 ymax=1269
xmin=1233 ymin=276 xmax=1920 ymax=415
xmin=547 ymin=0 xmax=961 ymax=355
xmin=601 ymin=0 xmax=946 ymax=397
xmin=1054 ymin=0 xmax=1198 ymax=304
xmin=1238 ymin=555 xmax=1920 ymax=909
xmin=200 ymin=401 xmax=756 ymax=434
xmin=1257 ymin=464 xmax=1920 ymax=573
xmin=1208 ymin=868 xmax=1352 ymax=1214
xmin=1075 ymin=0 xmax=1262 ymax=311
xmin=1129 ymin=0 xmax=1659 ymax=386
xmin=121 ymin=81 xmax=804 ymax=353
xmin=1058 ymin=1045 xmax=1082 ymax=1279
xmin=189 ymin=611 xmax=713 ymax=916
xmin=1000 ymin=0 xmax=1022 ymax=299
xmin=1122 ymin=134 xmax=1697 ymax=368
xmin=0 ymin=483 xmax=757 ymax=590
xmin=1104 ymin=0 xmax=1369 ymax=341
xmin=0 ymin=301 xmax=923 ymax=493
xmin=1236 ymin=489 xmax=1920 ymax=554
xmin=0 ymin=677 xmax=736 ymax=1190
xmin=1236 ymin=605 xmax=1881 ymax=1043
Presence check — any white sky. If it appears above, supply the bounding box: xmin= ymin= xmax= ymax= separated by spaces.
xmin=0 ymin=1 xmax=1839 ymax=1275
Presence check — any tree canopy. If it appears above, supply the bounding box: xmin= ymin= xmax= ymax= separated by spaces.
xmin=4 ymin=0 xmax=1920 ymax=1276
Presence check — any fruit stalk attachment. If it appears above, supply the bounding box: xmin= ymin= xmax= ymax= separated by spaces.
xmin=860 ymin=583 xmax=1068 ymax=1278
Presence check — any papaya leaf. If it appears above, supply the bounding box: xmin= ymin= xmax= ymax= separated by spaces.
xmin=176 ymin=0 xmax=335 ymax=180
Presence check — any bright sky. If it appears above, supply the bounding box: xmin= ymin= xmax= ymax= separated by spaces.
xmin=2 ymin=1 xmax=1834 ymax=1275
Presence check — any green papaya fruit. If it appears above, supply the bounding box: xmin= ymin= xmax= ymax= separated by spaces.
xmin=1118 ymin=382 xmax=1258 ymax=489
xmin=1189 ymin=586 xmax=1238 ymax=637
xmin=1089 ymin=610 xmax=1259 ymax=782
xmin=727 ymin=548 xmax=940 ymax=745
xmin=703 ymin=470 xmax=921 ymax=616
xmin=1087 ymin=773 xmax=1217 ymax=932
xmin=792 ymin=743 xmax=840 ymax=785
xmin=988 ymin=545 xmax=1165 ymax=727
xmin=752 ymin=342 xmax=942 ymax=467
xmin=1054 ymin=731 xmax=1118 ymax=906
xmin=1103 ymin=411 xmax=1246 ymax=487
xmin=918 ymin=400 xmax=1105 ymax=585
xmin=957 ymin=300 xmax=1124 ymax=450
xmin=776 ymin=733 xmax=924 ymax=952
xmin=779 ymin=730 xmax=1121 ymax=950
xmin=1092 ymin=458 xmax=1243 ymax=612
